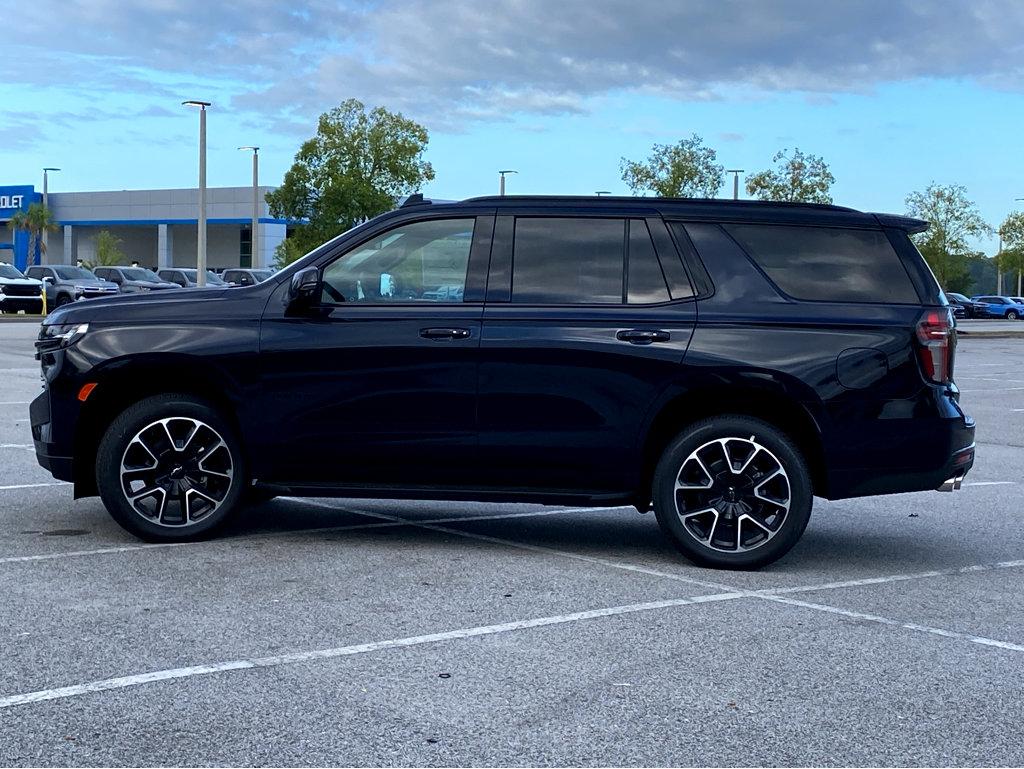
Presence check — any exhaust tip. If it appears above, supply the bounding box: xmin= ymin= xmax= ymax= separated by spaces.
xmin=937 ymin=475 xmax=965 ymax=492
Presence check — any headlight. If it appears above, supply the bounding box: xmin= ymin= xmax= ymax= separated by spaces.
xmin=35 ymin=323 xmax=90 ymax=356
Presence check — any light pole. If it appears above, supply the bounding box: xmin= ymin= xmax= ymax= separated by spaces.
xmin=183 ymin=100 xmax=211 ymax=286
xmin=595 ymin=191 xmax=611 ymax=196
xmin=726 ymin=169 xmax=744 ymax=200
xmin=1015 ymin=198 xmax=1024 ymax=296
xmin=997 ymin=197 xmax=1024 ymax=296
xmin=499 ymin=170 xmax=517 ymax=196
xmin=42 ymin=167 xmax=60 ymax=262
xmin=239 ymin=146 xmax=260 ymax=268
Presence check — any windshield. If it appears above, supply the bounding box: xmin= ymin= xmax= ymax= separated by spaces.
xmin=180 ymin=269 xmax=226 ymax=285
xmin=252 ymin=270 xmax=273 ymax=282
xmin=0 ymin=265 xmax=26 ymax=279
xmin=54 ymin=266 xmax=97 ymax=280
xmin=122 ymin=268 xmax=163 ymax=282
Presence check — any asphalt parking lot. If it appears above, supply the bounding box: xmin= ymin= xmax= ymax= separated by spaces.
xmin=0 ymin=320 xmax=1022 ymax=767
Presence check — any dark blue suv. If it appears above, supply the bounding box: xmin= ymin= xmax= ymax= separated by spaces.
xmin=30 ymin=196 xmax=974 ymax=569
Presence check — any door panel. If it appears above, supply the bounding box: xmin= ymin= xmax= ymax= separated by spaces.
xmin=477 ymin=306 xmax=694 ymax=493
xmin=255 ymin=214 xmax=492 ymax=488
xmin=257 ymin=305 xmax=482 ymax=486
xmin=477 ymin=214 xmax=696 ymax=494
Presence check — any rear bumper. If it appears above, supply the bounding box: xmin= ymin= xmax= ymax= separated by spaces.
xmin=825 ymin=414 xmax=975 ymax=499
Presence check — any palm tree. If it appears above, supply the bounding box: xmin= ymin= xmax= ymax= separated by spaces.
xmin=6 ymin=203 xmax=58 ymax=266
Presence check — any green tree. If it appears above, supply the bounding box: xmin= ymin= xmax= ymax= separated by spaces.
xmin=998 ymin=212 xmax=1024 ymax=295
xmin=6 ymin=203 xmax=58 ymax=266
xmin=745 ymin=149 xmax=835 ymax=203
xmin=273 ymin=237 xmax=305 ymax=270
xmin=266 ymin=99 xmax=435 ymax=255
xmin=85 ymin=230 xmax=126 ymax=269
xmin=620 ymin=134 xmax=724 ymax=198
xmin=905 ymin=183 xmax=991 ymax=291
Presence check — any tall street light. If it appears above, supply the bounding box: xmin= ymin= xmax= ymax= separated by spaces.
xmin=726 ymin=169 xmax=744 ymax=200
xmin=42 ymin=167 xmax=60 ymax=261
xmin=595 ymin=191 xmax=611 ymax=196
xmin=997 ymin=197 xmax=1024 ymax=295
xmin=499 ymin=170 xmax=517 ymax=196
xmin=239 ymin=147 xmax=260 ymax=269
xmin=183 ymin=100 xmax=211 ymax=286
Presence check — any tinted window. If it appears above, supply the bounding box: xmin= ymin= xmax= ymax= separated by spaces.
xmin=0 ymin=264 xmax=24 ymax=279
xmin=725 ymin=224 xmax=919 ymax=304
xmin=512 ymin=218 xmax=623 ymax=304
xmin=55 ymin=266 xmax=95 ymax=280
xmin=947 ymin=293 xmax=968 ymax=302
xmin=322 ymin=218 xmax=475 ymax=303
xmin=627 ymin=220 xmax=670 ymax=304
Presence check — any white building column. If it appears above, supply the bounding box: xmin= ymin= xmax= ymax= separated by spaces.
xmin=157 ymin=224 xmax=173 ymax=270
xmin=63 ymin=225 xmax=73 ymax=264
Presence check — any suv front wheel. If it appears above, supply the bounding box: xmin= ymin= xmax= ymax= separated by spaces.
xmin=652 ymin=416 xmax=813 ymax=569
xmin=96 ymin=394 xmax=246 ymax=541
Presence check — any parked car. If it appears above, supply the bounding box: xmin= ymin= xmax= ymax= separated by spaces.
xmin=157 ymin=269 xmax=228 ymax=288
xmin=92 ymin=266 xmax=181 ymax=293
xmin=970 ymin=295 xmax=1024 ymax=320
xmin=30 ymin=195 xmax=974 ymax=569
xmin=222 ymin=268 xmax=275 ymax=287
xmin=945 ymin=292 xmax=982 ymax=319
xmin=1010 ymin=296 xmax=1024 ymax=306
xmin=25 ymin=265 xmax=120 ymax=307
xmin=0 ymin=262 xmax=44 ymax=314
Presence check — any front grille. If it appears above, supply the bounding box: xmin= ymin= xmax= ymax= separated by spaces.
xmin=1 ymin=284 xmax=41 ymax=297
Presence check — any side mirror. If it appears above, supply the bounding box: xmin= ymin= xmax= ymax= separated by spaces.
xmin=42 ymin=276 xmax=54 ymax=284
xmin=288 ymin=267 xmax=321 ymax=308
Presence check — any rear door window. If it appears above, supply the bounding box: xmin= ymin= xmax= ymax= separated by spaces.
xmin=511 ymin=217 xmax=624 ymax=304
xmin=724 ymin=224 xmax=919 ymax=304
xmin=627 ymin=219 xmax=671 ymax=304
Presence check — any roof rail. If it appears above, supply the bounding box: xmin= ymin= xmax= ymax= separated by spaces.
xmin=460 ymin=194 xmax=859 ymax=213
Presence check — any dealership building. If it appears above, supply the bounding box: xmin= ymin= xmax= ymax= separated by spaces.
xmin=0 ymin=184 xmax=288 ymax=272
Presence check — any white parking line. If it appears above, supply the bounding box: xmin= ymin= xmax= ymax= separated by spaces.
xmin=0 ymin=505 xmax=623 ymax=566
xmin=304 ymin=501 xmax=1024 ymax=654
xmin=0 ymin=590 xmax=746 ymax=710
xmin=964 ymin=481 xmax=1017 ymax=487
xmin=0 ymin=444 xmax=33 ymax=450
xmin=0 ymin=401 xmax=30 ymax=406
xmin=0 ymin=482 xmax=68 ymax=491
xmin=1 ymin=498 xmax=1023 ymax=710
xmin=764 ymin=594 xmax=1024 ymax=653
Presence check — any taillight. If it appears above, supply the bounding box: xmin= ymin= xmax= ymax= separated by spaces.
xmin=915 ymin=308 xmax=955 ymax=384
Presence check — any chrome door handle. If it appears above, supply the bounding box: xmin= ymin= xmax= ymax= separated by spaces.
xmin=420 ymin=327 xmax=471 ymax=340
xmin=616 ymin=329 xmax=670 ymax=345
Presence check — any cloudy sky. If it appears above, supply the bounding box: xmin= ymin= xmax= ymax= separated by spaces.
xmin=5 ymin=0 xmax=1024 ymax=249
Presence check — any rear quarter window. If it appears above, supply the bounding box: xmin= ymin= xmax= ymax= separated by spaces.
xmin=724 ymin=224 xmax=919 ymax=304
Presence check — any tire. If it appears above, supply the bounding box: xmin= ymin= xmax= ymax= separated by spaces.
xmin=652 ymin=415 xmax=813 ymax=570
xmin=1007 ymin=310 xmax=1019 ymax=320
xmin=96 ymin=394 xmax=246 ymax=541
xmin=54 ymin=294 xmax=72 ymax=308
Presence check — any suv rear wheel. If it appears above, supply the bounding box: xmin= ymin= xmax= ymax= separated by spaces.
xmin=1007 ymin=310 xmax=1020 ymax=320
xmin=652 ymin=416 xmax=812 ymax=569
xmin=96 ymin=394 xmax=246 ymax=541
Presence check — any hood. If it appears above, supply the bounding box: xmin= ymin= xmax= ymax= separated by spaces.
xmin=71 ymin=278 xmax=119 ymax=289
xmin=44 ymin=286 xmax=233 ymax=326
xmin=128 ymin=280 xmax=180 ymax=289
xmin=0 ymin=277 xmax=43 ymax=287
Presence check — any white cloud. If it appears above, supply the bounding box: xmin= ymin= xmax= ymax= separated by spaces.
xmin=11 ymin=0 xmax=1024 ymax=135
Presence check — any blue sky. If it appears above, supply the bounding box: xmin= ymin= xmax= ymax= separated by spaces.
xmin=4 ymin=0 xmax=1023 ymax=253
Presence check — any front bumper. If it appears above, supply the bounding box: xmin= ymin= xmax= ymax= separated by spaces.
xmin=0 ymin=296 xmax=43 ymax=312
xmin=30 ymin=390 xmax=74 ymax=482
